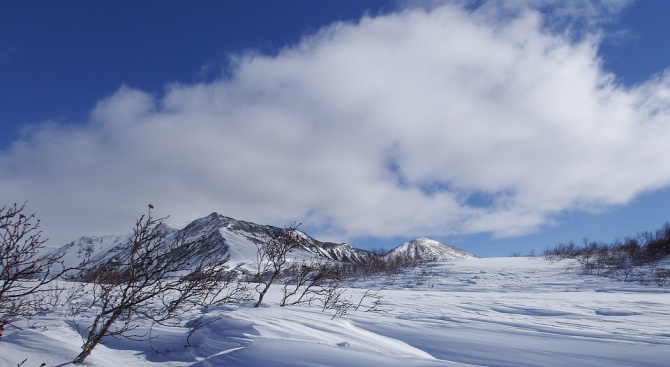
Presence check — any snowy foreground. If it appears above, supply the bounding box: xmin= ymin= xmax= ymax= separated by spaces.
xmin=3 ymin=257 xmax=669 ymax=367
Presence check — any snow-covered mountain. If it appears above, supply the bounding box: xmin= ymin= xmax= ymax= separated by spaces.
xmin=53 ymin=213 xmax=475 ymax=270
xmin=385 ymin=238 xmax=477 ymax=261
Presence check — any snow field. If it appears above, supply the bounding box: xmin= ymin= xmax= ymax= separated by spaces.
xmin=1 ymin=257 xmax=669 ymax=366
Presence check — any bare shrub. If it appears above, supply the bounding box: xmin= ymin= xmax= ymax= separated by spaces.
xmin=321 ymin=286 xmax=390 ymax=320
xmin=543 ymin=222 xmax=670 ymax=286
xmin=320 ymin=282 xmax=346 ymax=312
xmin=654 ymin=268 xmax=670 ymax=286
xmin=1 ymin=203 xmax=87 ymax=322
xmin=70 ymin=207 xmax=232 ymax=363
xmin=354 ymin=288 xmax=389 ymax=313
xmin=253 ymin=224 xmax=306 ymax=308
xmin=280 ymin=258 xmax=335 ymax=307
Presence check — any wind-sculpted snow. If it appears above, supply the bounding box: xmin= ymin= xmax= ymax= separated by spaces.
xmin=3 ymin=257 xmax=669 ymax=366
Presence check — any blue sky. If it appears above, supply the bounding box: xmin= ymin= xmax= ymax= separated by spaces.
xmin=2 ymin=0 xmax=670 ymax=257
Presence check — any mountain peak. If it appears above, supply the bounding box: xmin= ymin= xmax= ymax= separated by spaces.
xmin=387 ymin=238 xmax=477 ymax=261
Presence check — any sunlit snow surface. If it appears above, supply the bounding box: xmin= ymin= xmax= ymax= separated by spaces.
xmin=2 ymin=257 xmax=669 ymax=366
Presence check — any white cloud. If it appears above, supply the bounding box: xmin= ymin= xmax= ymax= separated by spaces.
xmin=2 ymin=1 xmax=670 ymax=246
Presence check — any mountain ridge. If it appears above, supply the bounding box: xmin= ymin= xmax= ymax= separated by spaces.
xmin=54 ymin=213 xmax=477 ymax=270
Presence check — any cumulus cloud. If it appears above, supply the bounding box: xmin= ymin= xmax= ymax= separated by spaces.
xmin=2 ymin=1 xmax=670 ymax=246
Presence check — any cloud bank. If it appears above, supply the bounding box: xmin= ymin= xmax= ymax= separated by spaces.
xmin=2 ymin=1 xmax=670 ymax=246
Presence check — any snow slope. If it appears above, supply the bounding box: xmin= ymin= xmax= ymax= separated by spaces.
xmin=2 ymin=257 xmax=669 ymax=366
